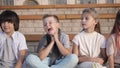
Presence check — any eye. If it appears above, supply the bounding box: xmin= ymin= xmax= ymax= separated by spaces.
xmin=85 ymin=17 xmax=88 ymax=20
xmin=49 ymin=22 xmax=52 ymax=24
xmin=43 ymin=23 xmax=47 ymax=27
xmin=81 ymin=17 xmax=83 ymax=20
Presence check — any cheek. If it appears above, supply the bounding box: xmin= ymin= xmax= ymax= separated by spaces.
xmin=1 ymin=24 xmax=5 ymax=29
xmin=88 ymin=20 xmax=95 ymax=25
xmin=10 ymin=24 xmax=14 ymax=30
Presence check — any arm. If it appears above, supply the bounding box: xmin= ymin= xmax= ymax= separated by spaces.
xmin=54 ymin=33 xmax=71 ymax=56
xmin=83 ymin=48 xmax=107 ymax=64
xmin=15 ymin=50 xmax=27 ymax=68
xmin=38 ymin=40 xmax=54 ymax=60
xmin=108 ymin=54 xmax=114 ymax=68
xmin=72 ymin=43 xmax=79 ymax=56
xmin=72 ymin=43 xmax=95 ymax=63
xmin=79 ymin=48 xmax=106 ymax=64
xmin=78 ymin=56 xmax=104 ymax=64
xmin=101 ymin=48 xmax=108 ymax=64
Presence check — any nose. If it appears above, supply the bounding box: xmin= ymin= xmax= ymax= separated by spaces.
xmin=82 ymin=18 xmax=86 ymax=22
xmin=81 ymin=18 xmax=86 ymax=24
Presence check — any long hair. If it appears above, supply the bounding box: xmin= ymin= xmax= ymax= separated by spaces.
xmin=82 ymin=8 xmax=101 ymax=33
xmin=111 ymin=10 xmax=120 ymax=50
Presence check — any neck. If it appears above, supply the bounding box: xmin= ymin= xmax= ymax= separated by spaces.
xmin=84 ymin=27 xmax=95 ymax=33
xmin=6 ymin=31 xmax=14 ymax=37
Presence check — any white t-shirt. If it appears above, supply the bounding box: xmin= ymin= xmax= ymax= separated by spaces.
xmin=72 ymin=31 xmax=106 ymax=57
xmin=0 ymin=31 xmax=28 ymax=59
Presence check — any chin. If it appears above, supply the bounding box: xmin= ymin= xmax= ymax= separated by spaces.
xmin=47 ymin=32 xmax=54 ymax=35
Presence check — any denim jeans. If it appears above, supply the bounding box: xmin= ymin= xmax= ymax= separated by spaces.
xmin=25 ymin=54 xmax=78 ymax=68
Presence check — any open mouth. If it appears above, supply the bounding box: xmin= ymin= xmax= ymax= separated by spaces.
xmin=48 ymin=28 xmax=52 ymax=32
xmin=82 ymin=24 xmax=86 ymax=26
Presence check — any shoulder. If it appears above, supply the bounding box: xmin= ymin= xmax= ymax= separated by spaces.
xmin=74 ymin=31 xmax=84 ymax=38
xmin=95 ymin=32 xmax=106 ymax=39
xmin=60 ymin=32 xmax=69 ymax=38
xmin=39 ymin=34 xmax=48 ymax=42
xmin=0 ymin=32 xmax=6 ymax=39
xmin=107 ymin=34 xmax=115 ymax=41
xmin=0 ymin=32 xmax=4 ymax=40
xmin=0 ymin=31 xmax=4 ymax=36
xmin=108 ymin=34 xmax=115 ymax=39
xmin=12 ymin=31 xmax=25 ymax=40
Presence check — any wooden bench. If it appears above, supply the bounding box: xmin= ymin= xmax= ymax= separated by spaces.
xmin=0 ymin=4 xmax=120 ymax=9
xmin=25 ymin=34 xmax=110 ymax=42
xmin=0 ymin=4 xmax=119 ymax=20
xmin=19 ymin=14 xmax=115 ymax=20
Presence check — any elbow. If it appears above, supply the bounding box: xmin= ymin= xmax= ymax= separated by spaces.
xmin=38 ymin=53 xmax=45 ymax=60
xmin=39 ymin=55 xmax=43 ymax=60
xmin=62 ymin=50 xmax=71 ymax=56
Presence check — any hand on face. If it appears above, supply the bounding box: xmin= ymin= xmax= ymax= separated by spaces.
xmin=43 ymin=16 xmax=60 ymax=37
xmin=47 ymin=26 xmax=58 ymax=35
xmin=49 ymin=29 xmax=59 ymax=42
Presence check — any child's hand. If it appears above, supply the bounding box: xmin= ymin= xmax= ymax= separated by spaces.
xmin=53 ymin=31 xmax=59 ymax=42
xmin=50 ymin=35 xmax=55 ymax=41
xmin=15 ymin=63 xmax=22 ymax=68
xmin=93 ymin=57 xmax=104 ymax=64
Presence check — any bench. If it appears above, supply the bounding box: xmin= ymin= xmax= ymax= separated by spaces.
xmin=25 ymin=33 xmax=110 ymax=42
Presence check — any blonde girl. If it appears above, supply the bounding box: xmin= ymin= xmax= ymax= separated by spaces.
xmin=72 ymin=8 xmax=107 ymax=68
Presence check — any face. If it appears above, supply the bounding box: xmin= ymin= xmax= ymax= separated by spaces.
xmin=1 ymin=21 xmax=14 ymax=35
xmin=43 ymin=16 xmax=60 ymax=35
xmin=81 ymin=12 xmax=97 ymax=30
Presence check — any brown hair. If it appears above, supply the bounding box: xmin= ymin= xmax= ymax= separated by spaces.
xmin=42 ymin=14 xmax=59 ymax=23
xmin=0 ymin=10 xmax=19 ymax=31
xmin=82 ymin=8 xmax=101 ymax=33
xmin=111 ymin=9 xmax=120 ymax=50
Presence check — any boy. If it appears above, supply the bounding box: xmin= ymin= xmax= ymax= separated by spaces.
xmin=26 ymin=14 xmax=78 ymax=68
xmin=0 ymin=10 xmax=28 ymax=68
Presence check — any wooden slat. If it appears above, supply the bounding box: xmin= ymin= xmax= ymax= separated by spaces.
xmin=0 ymin=4 xmax=120 ymax=9
xmin=19 ymin=15 xmax=65 ymax=20
xmin=19 ymin=15 xmax=42 ymax=20
xmin=19 ymin=14 xmax=116 ymax=20
xmin=25 ymin=35 xmax=43 ymax=42
xmin=25 ymin=34 xmax=109 ymax=42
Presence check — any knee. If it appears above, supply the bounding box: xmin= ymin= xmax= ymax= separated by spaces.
xmin=67 ymin=54 xmax=79 ymax=63
xmin=25 ymin=54 xmax=39 ymax=63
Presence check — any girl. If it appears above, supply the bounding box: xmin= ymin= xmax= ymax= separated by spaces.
xmin=106 ymin=10 xmax=120 ymax=68
xmin=72 ymin=8 xmax=107 ymax=68
xmin=0 ymin=10 xmax=28 ymax=68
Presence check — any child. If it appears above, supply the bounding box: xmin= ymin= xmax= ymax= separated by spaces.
xmin=25 ymin=14 xmax=78 ymax=68
xmin=0 ymin=10 xmax=28 ymax=68
xmin=106 ymin=10 xmax=120 ymax=68
xmin=72 ymin=8 xmax=107 ymax=68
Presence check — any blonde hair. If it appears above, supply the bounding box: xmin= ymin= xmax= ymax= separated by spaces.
xmin=82 ymin=8 xmax=101 ymax=33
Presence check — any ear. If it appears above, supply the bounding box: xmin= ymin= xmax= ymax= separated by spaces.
xmin=95 ymin=20 xmax=98 ymax=24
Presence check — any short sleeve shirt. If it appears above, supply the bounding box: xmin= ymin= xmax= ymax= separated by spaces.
xmin=72 ymin=31 xmax=106 ymax=57
xmin=0 ymin=31 xmax=28 ymax=59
